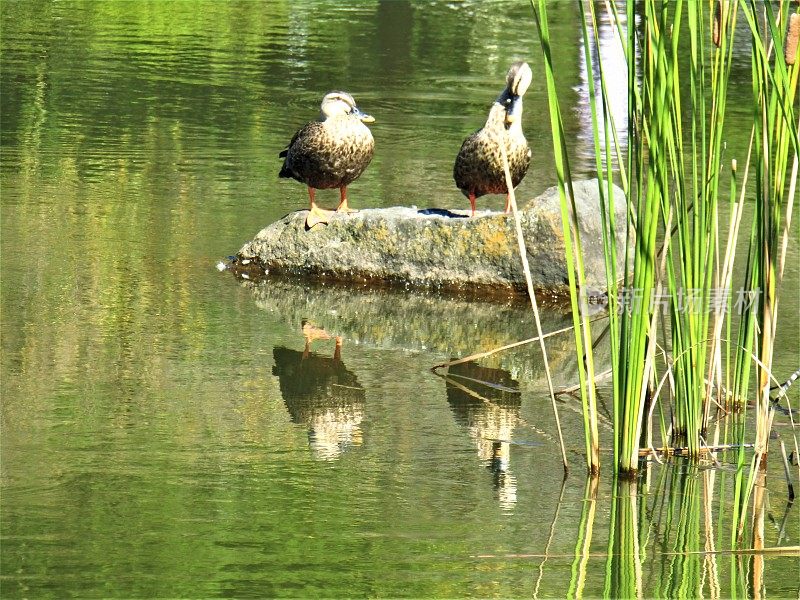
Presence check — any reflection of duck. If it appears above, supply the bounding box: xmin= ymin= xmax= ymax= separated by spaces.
xmin=301 ymin=319 xmax=340 ymax=360
xmin=443 ymin=361 xmax=521 ymax=509
xmin=454 ymin=62 xmax=532 ymax=216
xmin=279 ymin=91 xmax=375 ymax=229
xmin=272 ymin=327 xmax=365 ymax=460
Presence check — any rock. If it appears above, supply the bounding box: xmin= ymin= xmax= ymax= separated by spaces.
xmin=237 ymin=179 xmax=627 ymax=298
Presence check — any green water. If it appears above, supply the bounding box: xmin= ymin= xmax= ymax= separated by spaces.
xmin=2 ymin=1 xmax=798 ymax=597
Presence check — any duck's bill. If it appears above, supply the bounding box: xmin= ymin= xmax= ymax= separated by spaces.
xmin=505 ymin=96 xmax=521 ymax=124
xmin=353 ymin=108 xmax=375 ymax=123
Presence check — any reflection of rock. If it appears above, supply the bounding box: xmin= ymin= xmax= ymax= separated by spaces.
xmin=272 ymin=346 xmax=365 ymax=461
xmin=246 ymin=276 xmax=593 ymax=386
xmin=237 ymin=179 xmax=628 ymax=296
xmin=444 ymin=361 xmax=521 ymax=510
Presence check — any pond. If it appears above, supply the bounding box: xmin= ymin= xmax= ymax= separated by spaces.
xmin=1 ymin=1 xmax=798 ymax=597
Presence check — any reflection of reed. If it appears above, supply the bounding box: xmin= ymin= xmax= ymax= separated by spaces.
xmin=533 ymin=476 xmax=567 ymax=599
xmin=661 ymin=468 xmax=701 ymax=599
xmin=443 ymin=361 xmax=520 ymax=509
xmin=480 ymin=462 xmax=793 ymax=597
xmin=702 ymin=469 xmax=721 ymax=600
xmin=750 ymin=467 xmax=767 ymax=599
xmin=567 ymin=475 xmax=599 ymax=599
xmin=771 ymin=486 xmax=795 ymax=546
xmin=606 ymin=478 xmax=643 ymax=599
xmin=272 ymin=345 xmax=365 ymax=461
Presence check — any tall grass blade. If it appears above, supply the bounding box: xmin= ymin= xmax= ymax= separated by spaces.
xmin=531 ymin=0 xmax=600 ymax=474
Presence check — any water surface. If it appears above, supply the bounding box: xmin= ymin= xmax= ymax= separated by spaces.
xmin=2 ymin=1 xmax=798 ymax=597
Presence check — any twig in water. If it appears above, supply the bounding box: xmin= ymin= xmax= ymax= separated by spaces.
xmin=500 ymin=141 xmax=569 ymax=472
xmin=638 ymin=443 xmax=755 ymax=457
xmin=780 ymin=440 xmax=795 ymax=502
xmin=430 ymin=321 xmax=580 ymax=371
xmin=555 ymin=368 xmax=612 ymax=396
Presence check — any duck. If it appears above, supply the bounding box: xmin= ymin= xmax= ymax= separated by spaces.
xmin=279 ymin=91 xmax=375 ymax=229
xmin=453 ymin=62 xmax=533 ymax=216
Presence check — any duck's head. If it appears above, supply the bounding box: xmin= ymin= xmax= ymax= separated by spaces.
xmin=320 ymin=91 xmax=375 ymax=123
xmin=495 ymin=61 xmax=532 ymax=128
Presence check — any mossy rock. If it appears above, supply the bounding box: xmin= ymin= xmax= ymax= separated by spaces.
xmin=237 ymin=179 xmax=628 ymax=298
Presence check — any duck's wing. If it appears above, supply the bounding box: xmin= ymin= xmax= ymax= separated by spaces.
xmin=279 ymin=122 xmax=324 ymax=179
xmin=453 ymin=130 xmax=488 ymax=187
xmin=278 ymin=128 xmax=303 ymax=158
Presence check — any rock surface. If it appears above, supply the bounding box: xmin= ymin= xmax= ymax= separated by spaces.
xmin=237 ymin=179 xmax=627 ymax=297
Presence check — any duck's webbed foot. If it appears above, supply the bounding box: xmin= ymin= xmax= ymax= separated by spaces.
xmin=306 ymin=205 xmax=335 ymax=229
xmin=305 ymin=188 xmax=334 ymax=229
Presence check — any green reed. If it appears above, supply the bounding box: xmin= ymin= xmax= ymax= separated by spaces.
xmin=531 ymin=0 xmax=601 ymax=475
xmin=732 ymin=0 xmax=799 ymax=540
xmin=534 ymin=0 xmax=798 ymax=476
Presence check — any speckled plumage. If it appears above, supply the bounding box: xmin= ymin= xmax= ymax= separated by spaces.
xmin=454 ymin=62 xmax=532 ymax=211
xmin=453 ymin=118 xmax=530 ymax=197
xmin=279 ymin=97 xmax=374 ymax=191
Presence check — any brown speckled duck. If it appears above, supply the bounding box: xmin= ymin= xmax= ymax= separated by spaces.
xmin=453 ymin=62 xmax=533 ymax=216
xmin=279 ymin=91 xmax=375 ymax=229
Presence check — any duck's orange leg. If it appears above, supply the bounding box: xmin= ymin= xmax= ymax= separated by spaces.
xmin=306 ymin=187 xmax=333 ymax=229
xmin=336 ymin=186 xmax=359 ymax=214
xmin=504 ymin=193 xmax=511 ymax=214
xmin=469 ymin=192 xmax=477 ymax=217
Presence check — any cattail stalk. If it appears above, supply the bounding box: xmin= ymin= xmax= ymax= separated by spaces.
xmin=785 ymin=13 xmax=799 ymax=66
